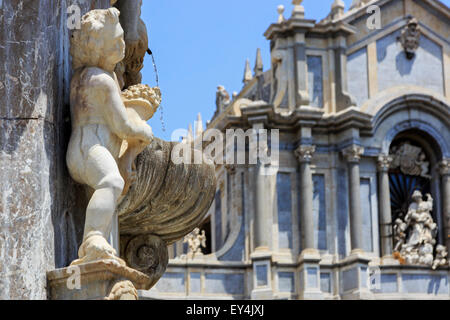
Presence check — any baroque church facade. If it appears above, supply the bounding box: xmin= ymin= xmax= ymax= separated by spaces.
xmin=146 ymin=0 xmax=450 ymax=299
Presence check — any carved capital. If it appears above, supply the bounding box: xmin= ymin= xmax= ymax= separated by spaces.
xmin=295 ymin=145 xmax=316 ymax=163
xmin=439 ymin=159 xmax=450 ymax=176
xmin=342 ymin=145 xmax=364 ymax=163
xmin=378 ymin=154 xmax=393 ymax=172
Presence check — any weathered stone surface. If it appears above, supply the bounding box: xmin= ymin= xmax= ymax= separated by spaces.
xmin=0 ymin=119 xmax=56 ymax=299
xmin=0 ymin=0 xmax=110 ymax=300
xmin=117 ymin=138 xmax=217 ymax=245
xmin=47 ymin=259 xmax=152 ymax=300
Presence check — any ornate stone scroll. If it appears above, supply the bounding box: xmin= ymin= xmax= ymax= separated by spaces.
xmin=389 ymin=142 xmax=430 ymax=178
xmin=398 ymin=18 xmax=421 ymax=60
xmin=121 ymin=234 xmax=169 ymax=288
xmin=271 ymin=47 xmax=288 ymax=109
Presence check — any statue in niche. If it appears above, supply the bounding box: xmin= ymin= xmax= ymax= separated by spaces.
xmin=183 ymin=228 xmax=207 ymax=258
xmin=67 ymin=8 xmax=159 ymax=266
xmin=398 ymin=18 xmax=421 ymax=60
xmin=393 ymin=190 xmax=448 ymax=268
xmin=389 ymin=142 xmax=430 ymax=178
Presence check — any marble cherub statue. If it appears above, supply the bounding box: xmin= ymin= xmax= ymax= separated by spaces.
xmin=67 ymin=8 xmax=158 ymax=266
xmin=183 ymin=228 xmax=207 ymax=258
xmin=432 ymin=245 xmax=448 ymax=270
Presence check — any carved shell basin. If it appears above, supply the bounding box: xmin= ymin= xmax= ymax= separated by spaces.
xmin=116 ymin=137 xmax=216 ymax=246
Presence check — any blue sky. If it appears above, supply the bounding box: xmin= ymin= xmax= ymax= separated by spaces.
xmin=140 ymin=0 xmax=449 ymax=141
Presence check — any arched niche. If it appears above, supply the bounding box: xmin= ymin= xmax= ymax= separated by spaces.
xmin=386 ymin=128 xmax=445 ymax=247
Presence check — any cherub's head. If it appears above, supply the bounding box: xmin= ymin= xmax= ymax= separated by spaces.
xmin=412 ymin=190 xmax=422 ymax=202
xmin=70 ymin=8 xmax=125 ymax=71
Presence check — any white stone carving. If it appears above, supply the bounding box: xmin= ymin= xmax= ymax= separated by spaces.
xmin=398 ymin=18 xmax=421 ymax=60
xmin=183 ymin=228 xmax=207 ymax=258
xmin=389 ymin=142 xmax=430 ymax=178
xmin=393 ymin=191 xmax=448 ymax=268
xmin=432 ymin=245 xmax=448 ymax=270
xmin=216 ymin=85 xmax=231 ymax=112
xmin=67 ymin=8 xmax=157 ymax=266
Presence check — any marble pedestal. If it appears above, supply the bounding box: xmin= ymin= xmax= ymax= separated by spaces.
xmin=340 ymin=251 xmax=375 ymax=300
xmin=250 ymin=248 xmax=274 ymax=300
xmin=298 ymin=249 xmax=324 ymax=300
xmin=47 ymin=260 xmax=152 ymax=300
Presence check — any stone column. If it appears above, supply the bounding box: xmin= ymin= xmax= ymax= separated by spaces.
xmin=252 ymin=122 xmax=271 ymax=251
xmin=295 ymin=145 xmax=316 ymax=252
xmin=377 ymin=154 xmax=393 ymax=258
xmin=295 ymin=144 xmax=323 ymax=299
xmin=342 ymin=145 xmax=364 ymax=253
xmin=440 ymin=159 xmax=450 ymax=252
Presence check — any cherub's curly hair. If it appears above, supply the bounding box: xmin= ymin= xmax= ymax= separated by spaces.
xmin=70 ymin=8 xmax=121 ymax=70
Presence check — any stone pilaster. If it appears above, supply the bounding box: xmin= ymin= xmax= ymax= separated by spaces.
xmin=440 ymin=159 xmax=450 ymax=252
xmin=377 ymin=154 xmax=393 ymax=260
xmin=342 ymin=145 xmax=364 ymax=253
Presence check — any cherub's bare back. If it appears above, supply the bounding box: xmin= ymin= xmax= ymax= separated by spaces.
xmin=67 ymin=67 xmax=123 ymax=184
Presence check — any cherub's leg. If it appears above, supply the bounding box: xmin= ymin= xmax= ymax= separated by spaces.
xmin=71 ymin=145 xmax=126 ymax=266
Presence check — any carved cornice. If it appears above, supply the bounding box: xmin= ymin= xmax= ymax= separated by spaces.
xmin=342 ymin=145 xmax=364 ymax=163
xmin=378 ymin=154 xmax=393 ymax=172
xmin=439 ymin=159 xmax=450 ymax=176
xmin=295 ymin=145 xmax=316 ymax=163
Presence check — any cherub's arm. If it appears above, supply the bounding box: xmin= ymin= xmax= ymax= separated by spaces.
xmin=90 ymin=71 xmax=152 ymax=142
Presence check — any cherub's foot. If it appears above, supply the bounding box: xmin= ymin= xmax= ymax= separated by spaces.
xmin=70 ymin=234 xmax=126 ymax=267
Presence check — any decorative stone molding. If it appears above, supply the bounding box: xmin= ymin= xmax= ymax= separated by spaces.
xmin=439 ymin=159 xmax=450 ymax=176
xmin=295 ymin=145 xmax=316 ymax=163
xmin=377 ymin=154 xmax=393 ymax=172
xmin=398 ymin=18 xmax=421 ymax=60
xmin=389 ymin=142 xmax=430 ymax=178
xmin=342 ymin=145 xmax=364 ymax=163
xmin=47 ymin=260 xmax=152 ymax=300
